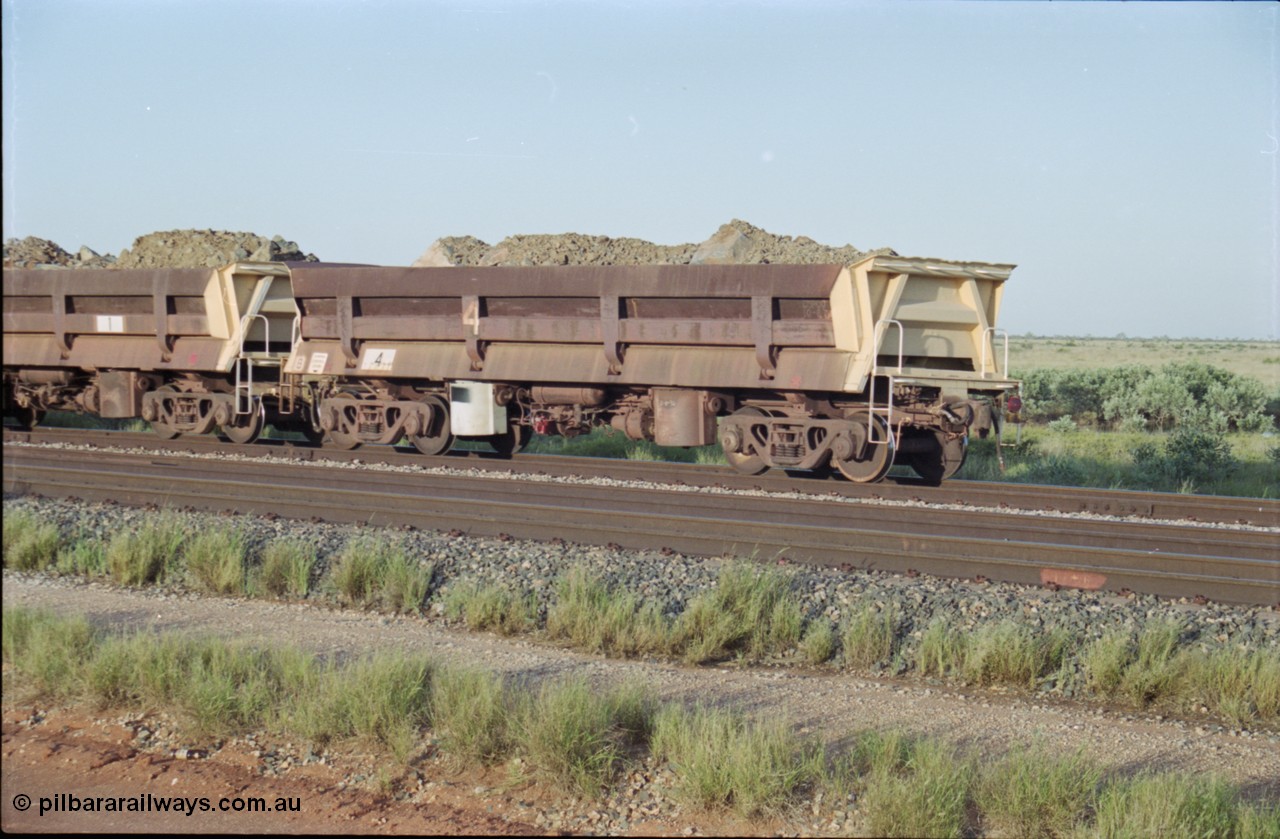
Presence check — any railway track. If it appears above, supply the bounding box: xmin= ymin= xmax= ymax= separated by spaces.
xmin=5 ymin=426 xmax=1278 ymax=527
xmin=5 ymin=434 xmax=1278 ymax=606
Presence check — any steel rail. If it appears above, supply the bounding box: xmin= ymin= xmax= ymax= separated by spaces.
xmin=5 ymin=445 xmax=1277 ymax=607
xmin=6 ymin=426 xmax=1279 ymax=527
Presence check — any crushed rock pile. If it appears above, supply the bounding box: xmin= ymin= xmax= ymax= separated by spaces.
xmin=3 ymin=236 xmax=116 ymax=269
xmin=413 ymin=218 xmax=895 ymax=267
xmin=4 ymin=230 xmax=317 ymax=270
xmin=5 ymin=220 xmax=891 ymax=272
xmin=115 ymin=230 xmax=317 ymax=269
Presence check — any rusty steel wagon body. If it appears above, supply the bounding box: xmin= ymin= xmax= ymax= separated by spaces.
xmin=3 ymin=253 xmax=1019 ymax=483
xmin=2 ymin=262 xmax=307 ymax=442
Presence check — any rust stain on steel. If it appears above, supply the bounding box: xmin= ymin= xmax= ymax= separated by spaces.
xmin=288 ymin=263 xmax=845 ymax=298
xmin=1040 ymin=568 xmax=1106 ymax=591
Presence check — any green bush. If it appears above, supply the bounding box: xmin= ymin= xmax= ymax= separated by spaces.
xmin=1019 ymin=362 xmax=1270 ymax=432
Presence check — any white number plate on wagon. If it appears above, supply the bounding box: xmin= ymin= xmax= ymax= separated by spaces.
xmin=360 ymin=348 xmax=397 ymax=371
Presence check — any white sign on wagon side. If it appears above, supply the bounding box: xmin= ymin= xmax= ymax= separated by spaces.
xmin=307 ymin=352 xmax=329 ymax=374
xmin=361 ymin=348 xmax=397 ymax=372
xmin=95 ymin=315 xmax=124 ymax=333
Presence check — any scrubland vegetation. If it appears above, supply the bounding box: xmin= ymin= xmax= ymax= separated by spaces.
xmin=5 ymin=511 xmax=1277 ymax=732
xmin=520 ymin=356 xmax=1280 ymax=497
xmin=5 ymin=606 xmax=1277 ymax=836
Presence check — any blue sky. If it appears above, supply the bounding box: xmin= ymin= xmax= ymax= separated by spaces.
xmin=3 ymin=1 xmax=1276 ymax=340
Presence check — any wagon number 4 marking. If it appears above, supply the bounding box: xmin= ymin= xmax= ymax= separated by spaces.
xmin=361 ymin=348 xmax=396 ymax=372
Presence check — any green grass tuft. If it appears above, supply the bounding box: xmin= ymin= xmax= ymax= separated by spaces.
xmin=855 ymin=731 xmax=973 ymax=838
xmin=976 ymin=743 xmax=1101 ymax=838
xmin=106 ymin=513 xmax=187 ymax=586
xmin=328 ymin=534 xmax=434 ymax=614
xmin=651 ymin=704 xmax=819 ymax=817
xmin=800 ymin=617 xmax=837 ymax=665
xmin=183 ymin=528 xmax=247 ymax=595
xmin=674 ymin=561 xmax=803 ymax=664
xmin=513 ymin=675 xmax=646 ymax=797
xmin=258 ymin=537 xmax=316 ymax=598
xmin=442 ymin=579 xmax=538 ymax=635
xmin=1093 ymin=772 xmax=1242 ymax=839
xmin=2 ymin=509 xmax=62 ymax=572
xmin=429 ymin=665 xmax=513 ymax=766
xmin=961 ymin=621 xmax=1074 ymax=690
xmin=842 ymin=603 xmax=900 ymax=669
xmin=544 ymin=566 xmax=674 ymax=657
xmin=916 ymin=618 xmax=968 ymax=678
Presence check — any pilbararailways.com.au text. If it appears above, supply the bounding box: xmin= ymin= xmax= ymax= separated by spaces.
xmin=23 ymin=792 xmax=301 ymax=817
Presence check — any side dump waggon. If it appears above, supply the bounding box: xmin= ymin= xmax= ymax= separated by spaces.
xmin=2 ymin=262 xmax=305 ymax=442
xmin=3 ymin=254 xmax=1019 ymax=483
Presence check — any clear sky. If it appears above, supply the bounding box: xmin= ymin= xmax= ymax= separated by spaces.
xmin=3 ymin=0 xmax=1276 ymax=340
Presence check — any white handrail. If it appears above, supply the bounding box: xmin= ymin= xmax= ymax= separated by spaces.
xmin=980 ymin=327 xmax=1009 ymax=378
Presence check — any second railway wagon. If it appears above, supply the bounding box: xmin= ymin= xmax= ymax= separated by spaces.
xmin=285 ymin=254 xmax=1019 ymax=482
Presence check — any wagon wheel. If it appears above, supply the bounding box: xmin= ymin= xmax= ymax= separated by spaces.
xmin=149 ymin=386 xmax=183 ymax=440
xmin=834 ymin=412 xmax=894 ymax=484
xmin=324 ymin=395 xmax=362 ymax=450
xmin=906 ymin=431 xmax=967 ymax=485
xmin=722 ymin=406 xmax=769 ymax=476
xmin=409 ymin=393 xmax=454 ymax=456
xmin=219 ymin=399 xmax=264 ymax=445
xmin=489 ymin=421 xmax=531 ymax=458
